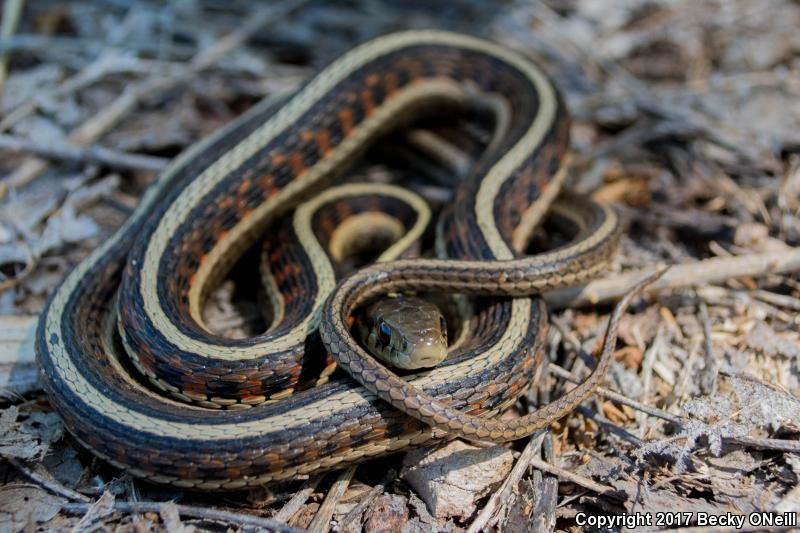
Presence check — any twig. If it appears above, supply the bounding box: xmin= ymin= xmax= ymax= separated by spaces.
xmin=307 ymin=466 xmax=356 ymax=533
xmin=467 ymin=432 xmax=546 ymax=533
xmin=0 ymin=0 xmax=25 ymax=95
xmin=0 ymin=53 xmax=158 ymax=133
xmin=188 ymin=0 xmax=309 ymax=72
xmin=0 ymin=0 xmax=309 ymax=197
xmin=7 ymin=457 xmax=91 ymax=503
xmin=731 ymin=290 xmax=800 ymax=325
xmin=725 ymin=436 xmax=800 ymax=453
xmin=547 ymin=363 xmax=685 ymax=426
xmin=528 ymin=457 xmax=614 ymax=494
xmin=750 ymin=289 xmax=800 ymax=311
xmin=638 ymin=323 xmax=665 ymax=437
xmin=0 ymin=134 xmax=168 ymax=172
xmin=579 ymin=119 xmax=700 ymax=164
xmin=673 ymin=343 xmax=700 ymax=401
xmin=0 ymin=34 xmax=191 ymax=59
xmin=273 ymin=475 xmax=322 ymax=524
xmin=576 ymin=405 xmax=646 ymax=447
xmin=61 ymin=501 xmax=303 ymax=533
xmin=697 ymin=299 xmax=718 ymax=394
xmin=544 ymin=249 xmax=800 ymax=308
xmin=338 ymin=471 xmax=393 ymax=531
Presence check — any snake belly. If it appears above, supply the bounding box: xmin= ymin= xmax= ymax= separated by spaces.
xmin=36 ymin=30 xmax=619 ymax=489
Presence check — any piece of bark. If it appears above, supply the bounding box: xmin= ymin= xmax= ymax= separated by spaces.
xmin=363 ymin=494 xmax=408 ymax=533
xmin=401 ymin=441 xmax=513 ymax=520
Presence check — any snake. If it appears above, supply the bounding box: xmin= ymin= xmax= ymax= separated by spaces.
xmin=34 ymin=30 xmax=645 ymax=490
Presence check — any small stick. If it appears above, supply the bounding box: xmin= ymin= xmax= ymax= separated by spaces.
xmin=576 ymin=405 xmax=645 ymax=447
xmin=698 ymin=300 xmax=714 ymax=362
xmin=0 ymin=34 xmax=189 ymax=59
xmin=61 ymin=501 xmax=303 ymax=533
xmin=7 ymin=457 xmax=91 ymax=503
xmin=0 ymin=0 xmax=25 ymax=95
xmin=0 ymin=54 xmax=157 ymax=133
xmin=545 ymin=249 xmax=800 ymax=308
xmin=725 ymin=436 xmax=800 ymax=453
xmin=338 ymin=471 xmax=393 ymax=531
xmin=0 ymin=133 xmax=169 ymax=172
xmin=750 ymin=289 xmax=800 ymax=311
xmin=697 ymin=299 xmax=719 ymax=394
xmin=307 ymin=466 xmax=356 ymax=533
xmin=527 ymin=458 xmax=614 ymax=494
xmin=548 ymin=363 xmax=685 ymax=426
xmin=273 ymin=475 xmax=322 ymax=524
xmin=638 ymin=323 xmax=665 ymax=437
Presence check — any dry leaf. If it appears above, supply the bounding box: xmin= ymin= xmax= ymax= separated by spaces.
xmin=0 ymin=487 xmax=63 ymax=533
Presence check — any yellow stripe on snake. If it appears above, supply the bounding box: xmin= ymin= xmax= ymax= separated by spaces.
xmin=36 ymin=30 xmax=652 ymax=490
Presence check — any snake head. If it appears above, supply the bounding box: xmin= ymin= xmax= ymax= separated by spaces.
xmin=359 ymin=296 xmax=448 ymax=370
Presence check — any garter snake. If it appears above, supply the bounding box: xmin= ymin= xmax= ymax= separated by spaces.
xmin=35 ymin=30 xmax=640 ymax=489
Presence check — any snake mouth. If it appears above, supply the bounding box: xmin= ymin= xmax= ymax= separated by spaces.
xmin=391 ymin=336 xmax=448 ymax=370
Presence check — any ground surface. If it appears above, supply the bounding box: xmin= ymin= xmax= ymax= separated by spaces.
xmin=0 ymin=0 xmax=799 ymax=532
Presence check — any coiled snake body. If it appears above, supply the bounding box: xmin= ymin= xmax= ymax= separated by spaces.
xmin=36 ymin=31 xmax=633 ymax=489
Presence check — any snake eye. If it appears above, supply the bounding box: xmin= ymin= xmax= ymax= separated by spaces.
xmin=378 ymin=321 xmax=392 ymax=346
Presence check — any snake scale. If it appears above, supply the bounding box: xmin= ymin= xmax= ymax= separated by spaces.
xmin=35 ymin=30 xmax=647 ymax=490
